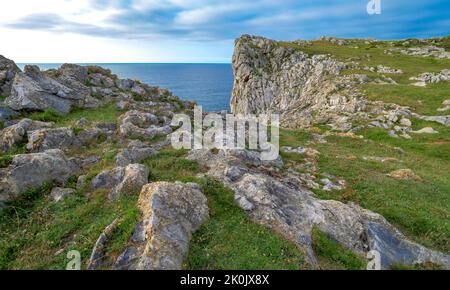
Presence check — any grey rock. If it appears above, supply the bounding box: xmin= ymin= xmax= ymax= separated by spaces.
xmin=50 ymin=187 xmax=76 ymax=202
xmin=411 ymin=127 xmax=439 ymax=134
xmin=0 ymin=107 xmax=18 ymax=121
xmin=119 ymin=110 xmax=172 ymax=140
xmin=0 ymin=55 xmax=20 ymax=97
xmin=5 ymin=65 xmax=87 ymax=113
xmin=116 ymin=144 xmax=157 ymax=167
xmin=0 ymin=149 xmax=80 ymax=204
xmin=26 ymin=128 xmax=75 ymax=152
xmin=410 ymin=69 xmax=450 ymax=84
xmin=114 ymin=182 xmax=209 ymax=270
xmin=90 ymin=164 xmax=149 ymax=201
xmin=87 ymin=218 xmax=120 ymax=270
xmin=388 ymin=46 xmax=450 ymax=59
xmin=116 ymin=79 xmax=135 ymax=90
xmin=0 ymin=119 xmax=52 ymax=153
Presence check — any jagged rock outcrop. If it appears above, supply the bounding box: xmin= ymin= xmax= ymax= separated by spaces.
xmin=0 ymin=118 xmax=52 ymax=153
xmin=0 ymin=55 xmax=20 ymax=97
xmin=118 ymin=110 xmax=172 ymax=140
xmin=26 ymin=124 xmax=114 ymax=152
xmin=230 ymin=35 xmax=365 ymax=128
xmin=115 ymin=140 xmax=158 ymax=167
xmin=4 ymin=65 xmax=98 ymax=113
xmin=188 ymin=149 xmax=450 ymax=269
xmin=410 ymin=69 xmax=450 ymax=84
xmin=387 ymin=46 xmax=450 ymax=59
xmin=114 ymin=182 xmax=209 ymax=270
xmin=90 ymin=163 xmax=149 ymax=201
xmin=0 ymin=149 xmax=80 ymax=206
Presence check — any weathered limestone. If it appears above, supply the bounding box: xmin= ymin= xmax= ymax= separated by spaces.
xmin=90 ymin=164 xmax=149 ymax=201
xmin=0 ymin=149 xmax=80 ymax=205
xmin=114 ymin=182 xmax=209 ymax=270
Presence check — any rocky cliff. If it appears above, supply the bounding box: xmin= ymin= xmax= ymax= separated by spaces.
xmin=230 ymin=35 xmax=365 ymax=128
xmin=230 ymin=35 xmax=449 ymax=131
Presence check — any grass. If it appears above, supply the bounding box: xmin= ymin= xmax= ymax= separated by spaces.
xmin=28 ymin=104 xmax=122 ymax=127
xmin=312 ymin=228 xmax=366 ymax=270
xmin=281 ymin=126 xmax=450 ymax=253
xmin=29 ymin=109 xmax=62 ymax=123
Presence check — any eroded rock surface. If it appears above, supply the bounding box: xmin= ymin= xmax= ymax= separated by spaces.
xmin=90 ymin=163 xmax=149 ymax=201
xmin=114 ymin=182 xmax=209 ymax=270
xmin=0 ymin=149 xmax=80 ymax=206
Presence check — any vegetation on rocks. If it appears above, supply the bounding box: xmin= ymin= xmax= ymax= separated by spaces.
xmin=1 ymin=35 xmax=449 ymax=270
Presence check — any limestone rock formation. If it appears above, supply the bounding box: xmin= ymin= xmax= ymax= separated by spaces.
xmin=0 ymin=119 xmax=52 ymax=153
xmin=118 ymin=110 xmax=172 ymax=140
xmin=114 ymin=182 xmax=209 ymax=270
xmin=188 ymin=149 xmax=450 ymax=269
xmin=90 ymin=163 xmax=149 ymax=201
xmin=0 ymin=55 xmax=20 ymax=97
xmin=230 ymin=35 xmax=365 ymax=128
xmin=0 ymin=149 xmax=80 ymax=206
xmin=5 ymin=65 xmax=93 ymax=113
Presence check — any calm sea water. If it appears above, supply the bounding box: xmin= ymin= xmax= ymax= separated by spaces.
xmin=17 ymin=63 xmax=233 ymax=112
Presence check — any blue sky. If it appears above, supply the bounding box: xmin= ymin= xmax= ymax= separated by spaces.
xmin=0 ymin=0 xmax=449 ymax=63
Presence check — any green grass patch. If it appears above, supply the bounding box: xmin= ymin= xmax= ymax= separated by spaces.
xmin=53 ymin=104 xmax=122 ymax=127
xmin=29 ymin=109 xmax=62 ymax=123
xmin=312 ymin=228 xmax=366 ymax=270
xmin=0 ymin=187 xmax=139 ymax=269
xmin=143 ymin=148 xmax=201 ymax=183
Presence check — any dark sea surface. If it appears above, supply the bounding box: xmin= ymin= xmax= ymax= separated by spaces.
xmin=17 ymin=63 xmax=233 ymax=112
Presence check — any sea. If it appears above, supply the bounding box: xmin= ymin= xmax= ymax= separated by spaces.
xmin=17 ymin=63 xmax=234 ymax=112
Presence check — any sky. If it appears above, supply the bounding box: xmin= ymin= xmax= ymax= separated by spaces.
xmin=0 ymin=0 xmax=449 ymax=63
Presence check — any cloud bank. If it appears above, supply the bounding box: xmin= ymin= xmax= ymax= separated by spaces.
xmin=0 ymin=0 xmax=448 ymax=62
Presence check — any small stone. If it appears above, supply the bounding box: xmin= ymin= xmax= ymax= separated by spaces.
xmin=399 ymin=118 xmax=412 ymax=127
xmin=387 ymin=169 xmax=422 ymax=181
xmin=50 ymin=187 xmax=76 ymax=202
xmin=75 ymin=118 xmax=89 ymax=127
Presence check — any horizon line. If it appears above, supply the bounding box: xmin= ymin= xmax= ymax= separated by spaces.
xmin=17 ymin=62 xmax=232 ymax=65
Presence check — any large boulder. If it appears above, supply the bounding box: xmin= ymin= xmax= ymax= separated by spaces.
xmin=0 ymin=149 xmax=80 ymax=206
xmin=0 ymin=55 xmax=20 ymax=97
xmin=114 ymin=182 xmax=209 ymax=270
xmin=26 ymin=127 xmax=76 ymax=152
xmin=118 ymin=110 xmax=172 ymax=140
xmin=4 ymin=65 xmax=98 ymax=113
xmin=90 ymin=164 xmax=149 ymax=201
